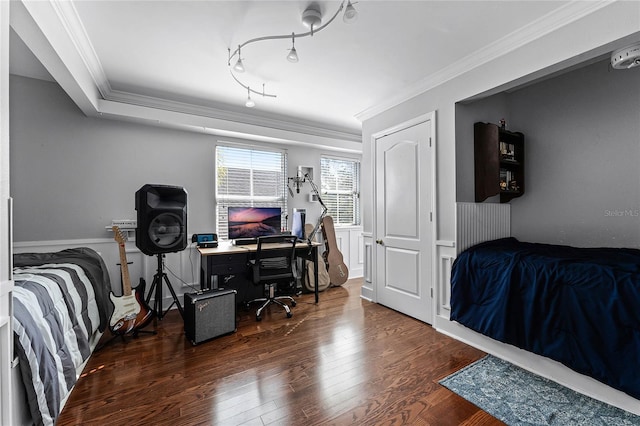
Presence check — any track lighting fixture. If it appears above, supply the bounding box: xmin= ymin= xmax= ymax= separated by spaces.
xmin=301 ymin=4 xmax=322 ymax=35
xmin=233 ymin=45 xmax=245 ymax=73
xmin=245 ymin=87 xmax=255 ymax=108
xmin=227 ymin=0 xmax=358 ymax=107
xmin=343 ymin=1 xmax=358 ymax=23
xmin=287 ymin=33 xmax=299 ymax=63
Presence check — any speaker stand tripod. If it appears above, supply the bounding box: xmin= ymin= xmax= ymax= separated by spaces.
xmin=145 ymin=253 xmax=184 ymax=320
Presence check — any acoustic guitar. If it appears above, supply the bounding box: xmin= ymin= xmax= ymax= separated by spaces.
xmin=321 ymin=216 xmax=349 ymax=286
xmin=109 ymin=226 xmax=154 ymax=334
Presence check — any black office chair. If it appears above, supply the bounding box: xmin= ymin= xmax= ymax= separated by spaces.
xmin=248 ymin=234 xmax=298 ymax=321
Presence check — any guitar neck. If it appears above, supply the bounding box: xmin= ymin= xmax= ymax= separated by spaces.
xmin=117 ymin=242 xmax=133 ymax=297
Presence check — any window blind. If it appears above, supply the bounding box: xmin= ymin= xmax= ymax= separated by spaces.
xmin=216 ymin=145 xmax=287 ymax=239
xmin=321 ymin=157 xmax=360 ymax=226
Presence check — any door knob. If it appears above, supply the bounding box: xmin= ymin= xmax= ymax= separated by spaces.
xmin=376 ymin=239 xmax=384 ymax=245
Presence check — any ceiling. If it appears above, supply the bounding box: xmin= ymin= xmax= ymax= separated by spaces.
xmin=10 ymin=0 xmax=574 ymax=141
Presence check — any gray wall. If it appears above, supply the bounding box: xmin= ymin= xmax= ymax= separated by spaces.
xmin=510 ymin=60 xmax=640 ymax=247
xmin=9 ymin=75 xmax=359 ymax=242
xmin=456 ymin=59 xmax=640 ymax=247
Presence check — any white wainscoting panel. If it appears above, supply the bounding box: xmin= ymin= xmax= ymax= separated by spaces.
xmin=456 ymin=202 xmax=510 ymax=254
xmin=14 ymin=229 xmax=366 ymax=312
xmin=349 ymin=227 xmax=364 ymax=278
xmin=332 ymin=226 xmax=364 ymax=279
xmin=13 ymin=238 xmax=202 ymax=313
xmin=435 ymin=242 xmax=456 ymax=320
xmin=14 ymin=230 xmax=367 ymax=311
xmin=439 ymin=253 xmax=454 ymax=313
xmin=361 ymin=232 xmax=373 ymax=301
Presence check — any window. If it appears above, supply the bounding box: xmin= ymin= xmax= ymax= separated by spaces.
xmin=216 ymin=145 xmax=287 ymax=239
xmin=321 ymin=157 xmax=360 ymax=226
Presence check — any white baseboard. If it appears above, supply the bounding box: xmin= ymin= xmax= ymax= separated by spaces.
xmin=360 ymin=284 xmax=373 ymax=301
xmin=435 ymin=318 xmax=640 ymax=416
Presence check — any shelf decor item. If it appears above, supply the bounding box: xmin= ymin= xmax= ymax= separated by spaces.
xmin=474 ymin=121 xmax=525 ymax=203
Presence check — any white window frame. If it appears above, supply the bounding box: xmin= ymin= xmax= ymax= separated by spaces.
xmin=215 ymin=143 xmax=288 ymax=240
xmin=320 ymin=156 xmax=361 ymax=226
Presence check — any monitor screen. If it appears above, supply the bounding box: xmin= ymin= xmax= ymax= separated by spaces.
xmin=228 ymin=207 xmax=282 ymax=239
xmin=291 ymin=208 xmax=305 ymax=240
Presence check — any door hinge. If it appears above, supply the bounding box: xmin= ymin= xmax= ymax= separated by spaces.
xmin=430 ymin=287 xmax=433 ymax=298
xmin=430 ymin=212 xmax=433 ymax=222
xmin=429 ymin=137 xmax=432 ymax=147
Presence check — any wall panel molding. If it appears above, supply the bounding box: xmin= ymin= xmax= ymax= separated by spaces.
xmin=361 ymin=233 xmax=373 ymax=301
xmin=14 ymin=238 xmax=201 ymax=311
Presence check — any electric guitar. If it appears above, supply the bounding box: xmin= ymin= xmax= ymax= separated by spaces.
xmin=109 ymin=226 xmax=154 ymax=334
xmin=321 ymin=216 xmax=349 ymax=286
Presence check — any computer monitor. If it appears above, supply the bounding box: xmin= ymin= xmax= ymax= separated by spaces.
xmin=228 ymin=207 xmax=282 ymax=239
xmin=291 ymin=208 xmax=306 ymax=240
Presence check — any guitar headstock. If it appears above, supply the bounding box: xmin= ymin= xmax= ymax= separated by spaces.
xmin=112 ymin=225 xmax=127 ymax=244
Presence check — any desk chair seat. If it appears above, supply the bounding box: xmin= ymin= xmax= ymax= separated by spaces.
xmin=247 ymin=235 xmax=298 ymax=321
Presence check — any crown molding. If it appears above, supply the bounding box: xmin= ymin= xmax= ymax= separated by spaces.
xmin=49 ymin=0 xmax=111 ymax=98
xmin=43 ymin=0 xmax=613 ymax=142
xmin=48 ymin=0 xmax=360 ymax=145
xmin=96 ymin=97 xmax=363 ymax=152
xmin=105 ymin=89 xmax=361 ymax=143
xmin=355 ymin=0 xmax=614 ymax=122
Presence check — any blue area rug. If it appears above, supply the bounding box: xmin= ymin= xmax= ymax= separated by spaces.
xmin=439 ymin=355 xmax=640 ymax=425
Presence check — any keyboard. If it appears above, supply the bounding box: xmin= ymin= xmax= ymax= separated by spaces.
xmin=233 ymin=234 xmax=306 ymax=246
xmin=232 ymin=238 xmax=257 ymax=246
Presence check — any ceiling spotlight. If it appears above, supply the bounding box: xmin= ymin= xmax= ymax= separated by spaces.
xmin=245 ymin=87 xmax=255 ymax=108
xmin=234 ymin=58 xmax=245 ymax=73
xmin=287 ymin=33 xmax=299 ymax=63
xmin=343 ymin=1 xmax=358 ymax=23
xmin=233 ymin=46 xmax=245 ymax=72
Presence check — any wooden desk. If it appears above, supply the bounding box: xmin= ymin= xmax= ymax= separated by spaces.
xmin=198 ymin=241 xmax=323 ymax=303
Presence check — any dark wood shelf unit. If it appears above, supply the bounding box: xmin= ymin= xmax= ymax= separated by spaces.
xmin=474 ymin=122 xmax=525 ymax=203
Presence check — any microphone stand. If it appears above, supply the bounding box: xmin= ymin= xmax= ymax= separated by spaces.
xmin=303 ymin=173 xmax=327 ymax=304
xmin=304 ymin=173 xmax=327 ymax=245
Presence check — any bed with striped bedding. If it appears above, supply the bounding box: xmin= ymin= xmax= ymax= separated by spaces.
xmin=13 ymin=247 xmax=112 ymax=426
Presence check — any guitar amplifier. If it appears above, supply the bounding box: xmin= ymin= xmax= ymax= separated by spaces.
xmin=184 ymin=288 xmax=237 ymax=345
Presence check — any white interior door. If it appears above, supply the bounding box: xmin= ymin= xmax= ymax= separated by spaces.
xmin=375 ymin=119 xmax=433 ymax=324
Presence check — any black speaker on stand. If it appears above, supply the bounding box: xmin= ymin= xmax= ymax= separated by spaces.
xmin=135 ymin=184 xmax=187 ymax=320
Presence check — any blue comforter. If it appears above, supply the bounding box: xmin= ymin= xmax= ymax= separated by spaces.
xmin=450 ymin=237 xmax=640 ymax=400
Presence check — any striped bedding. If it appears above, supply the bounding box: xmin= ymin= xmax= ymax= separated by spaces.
xmin=13 ymin=248 xmax=112 ymax=426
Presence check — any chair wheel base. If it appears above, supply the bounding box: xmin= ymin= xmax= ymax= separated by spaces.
xmin=249 ymin=283 xmax=297 ymax=322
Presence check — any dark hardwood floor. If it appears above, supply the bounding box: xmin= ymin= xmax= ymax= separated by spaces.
xmin=58 ymin=279 xmax=502 ymax=425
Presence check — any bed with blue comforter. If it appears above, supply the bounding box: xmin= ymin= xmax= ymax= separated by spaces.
xmin=450 ymin=237 xmax=640 ymax=400
xmin=13 ymin=247 xmax=112 ymax=426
